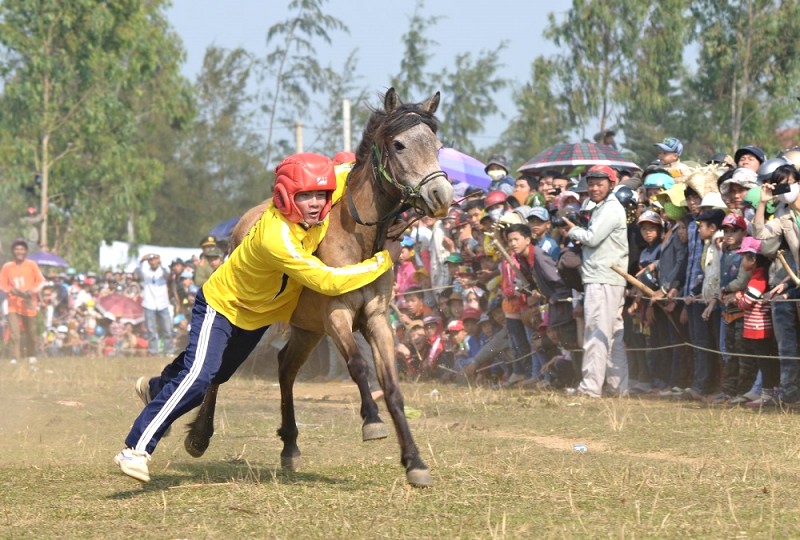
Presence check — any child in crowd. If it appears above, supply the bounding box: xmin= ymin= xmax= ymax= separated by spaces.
xmin=628 ymin=210 xmax=663 ymax=394
xmin=716 ymin=214 xmax=756 ymax=404
xmin=684 ymin=208 xmax=725 ymax=400
xmin=735 ymin=238 xmax=779 ymax=407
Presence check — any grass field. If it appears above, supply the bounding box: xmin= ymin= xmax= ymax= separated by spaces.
xmin=2 ymin=356 xmax=800 ymax=539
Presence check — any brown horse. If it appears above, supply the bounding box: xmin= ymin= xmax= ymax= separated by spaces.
xmin=184 ymin=88 xmax=453 ymax=487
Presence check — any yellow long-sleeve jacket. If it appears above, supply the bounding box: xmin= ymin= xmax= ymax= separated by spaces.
xmin=203 ymin=169 xmax=393 ymax=330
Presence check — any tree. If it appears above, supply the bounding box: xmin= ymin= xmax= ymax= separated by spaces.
xmin=497 ymin=57 xmax=573 ymax=168
xmin=389 ymin=0 xmax=441 ymax=99
xmin=307 ymin=50 xmax=368 ymax=156
xmin=0 ymin=0 xmax=188 ymax=266
xmin=616 ymin=0 xmax=692 ymax=163
xmin=437 ymin=45 xmax=509 ymax=155
xmin=259 ymin=0 xmax=348 ymax=169
xmin=544 ymin=0 xmax=640 ymax=139
xmin=151 ymin=46 xmax=271 ymax=247
xmin=683 ymin=0 xmax=800 ymax=155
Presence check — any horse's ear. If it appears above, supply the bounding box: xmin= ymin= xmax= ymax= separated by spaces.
xmin=420 ymin=91 xmax=440 ymax=115
xmin=384 ymin=88 xmax=401 ymax=113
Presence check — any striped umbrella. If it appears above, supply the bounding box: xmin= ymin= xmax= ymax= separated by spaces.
xmin=518 ymin=143 xmax=640 ymax=173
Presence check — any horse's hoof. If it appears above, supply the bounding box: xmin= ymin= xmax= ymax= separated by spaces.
xmin=406 ymin=468 xmax=433 ymax=488
xmin=362 ymin=422 xmax=389 ymax=441
xmin=280 ymin=455 xmax=301 ymax=471
xmin=184 ymin=436 xmax=209 ymax=458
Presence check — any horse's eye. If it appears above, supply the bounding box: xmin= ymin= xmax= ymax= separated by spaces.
xmin=393 ymin=140 xmax=406 ymax=151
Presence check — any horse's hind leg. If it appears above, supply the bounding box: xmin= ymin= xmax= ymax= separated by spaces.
xmin=364 ymin=316 xmax=432 ymax=487
xmin=277 ymin=326 xmax=323 ymax=469
xmin=327 ymin=316 xmax=388 ymax=441
xmin=184 ymin=383 xmax=219 ymax=457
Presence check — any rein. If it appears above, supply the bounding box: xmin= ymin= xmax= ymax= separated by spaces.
xmin=346 ymin=142 xmax=447 ymax=253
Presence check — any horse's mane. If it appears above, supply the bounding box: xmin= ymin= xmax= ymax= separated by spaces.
xmin=354 ymin=93 xmax=439 ymax=167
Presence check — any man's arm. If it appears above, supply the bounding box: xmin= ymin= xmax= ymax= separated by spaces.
xmin=567 ymin=202 xmax=620 ymax=248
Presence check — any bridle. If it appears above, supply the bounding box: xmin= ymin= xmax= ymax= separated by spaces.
xmin=346 ymin=139 xmax=447 ymax=252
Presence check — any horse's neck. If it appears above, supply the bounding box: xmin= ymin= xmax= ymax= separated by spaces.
xmin=318 ymin=165 xmax=394 ymax=265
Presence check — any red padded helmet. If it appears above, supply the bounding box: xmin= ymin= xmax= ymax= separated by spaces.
xmin=484 ymin=190 xmax=507 ymax=209
xmin=273 ymin=153 xmax=337 ymax=224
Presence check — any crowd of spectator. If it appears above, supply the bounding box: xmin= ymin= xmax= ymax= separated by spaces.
xmin=5 ymin=139 xmax=800 ymax=410
xmin=0 ymin=236 xmax=225 ymax=361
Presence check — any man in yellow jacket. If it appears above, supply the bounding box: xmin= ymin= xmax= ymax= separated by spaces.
xmin=115 ymin=153 xmax=402 ymax=483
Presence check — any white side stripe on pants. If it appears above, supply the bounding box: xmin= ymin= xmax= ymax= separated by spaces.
xmin=135 ymin=305 xmax=217 ymax=452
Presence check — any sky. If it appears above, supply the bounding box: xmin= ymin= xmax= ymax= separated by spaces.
xmin=165 ymin=0 xmax=573 ymax=152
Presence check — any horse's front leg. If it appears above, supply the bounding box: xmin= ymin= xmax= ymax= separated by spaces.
xmin=327 ymin=309 xmax=388 ymax=441
xmin=277 ymin=326 xmax=322 ymax=469
xmin=365 ymin=313 xmax=432 ymax=487
xmin=184 ymin=383 xmax=219 ymax=457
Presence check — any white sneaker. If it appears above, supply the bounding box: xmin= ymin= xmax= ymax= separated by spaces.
xmin=114 ymin=448 xmax=151 ymax=482
xmin=28 ymin=356 xmax=37 ymax=364
xmin=135 ymin=377 xmax=151 ymax=406
xmin=9 ymin=359 xmax=17 ymax=365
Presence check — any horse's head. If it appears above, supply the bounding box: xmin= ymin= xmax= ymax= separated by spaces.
xmin=358 ymin=88 xmax=454 ymax=218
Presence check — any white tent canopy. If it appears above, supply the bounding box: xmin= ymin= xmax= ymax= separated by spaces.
xmin=99 ymin=241 xmax=202 ymax=272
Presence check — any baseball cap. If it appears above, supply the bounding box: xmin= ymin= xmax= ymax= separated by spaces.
xmin=205 ymin=246 xmax=224 ymax=258
xmin=527 ymin=206 xmax=551 ymax=222
xmin=734 ymin=145 xmax=766 ymax=165
xmin=462 ymin=308 xmax=481 ymax=321
xmin=721 ymin=213 xmax=746 ymax=231
xmin=637 ymin=210 xmax=663 ymax=227
xmin=447 ymin=320 xmax=465 ymax=332
xmin=737 ymin=236 xmax=762 ymax=254
xmin=654 ymin=137 xmax=683 ymax=155
xmin=695 ymin=209 xmax=726 ymax=227
xmin=422 ymin=315 xmax=441 ymax=327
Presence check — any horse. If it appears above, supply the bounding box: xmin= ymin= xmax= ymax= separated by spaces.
xmin=183 ymin=88 xmax=453 ymax=487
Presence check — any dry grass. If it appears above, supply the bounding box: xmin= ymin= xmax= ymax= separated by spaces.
xmin=2 ymin=356 xmax=800 ymax=538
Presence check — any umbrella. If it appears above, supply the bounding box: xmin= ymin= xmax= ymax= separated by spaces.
xmin=209 ymin=217 xmax=240 ymax=241
xmin=518 ymin=143 xmax=641 ymax=173
xmin=438 ymin=147 xmax=491 ymax=190
xmin=95 ymin=293 xmax=145 ymax=324
xmin=28 ymin=251 xmax=68 ymax=268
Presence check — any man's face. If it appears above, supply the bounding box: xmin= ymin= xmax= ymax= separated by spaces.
xmin=658 ymin=150 xmax=678 ymax=165
xmin=528 ymin=218 xmax=550 ymax=239
xmin=737 ymin=153 xmax=760 ymax=171
xmin=294 ymin=190 xmax=329 ymax=225
xmin=506 ymin=231 xmax=531 ymax=255
xmin=638 ymin=222 xmax=661 ymax=245
xmin=147 ymin=256 xmax=161 ymax=269
xmin=552 ymin=177 xmax=570 ymax=191
xmin=464 ymin=319 xmax=478 ymax=335
xmin=514 ymin=179 xmax=531 ymax=204
xmin=12 ymin=244 xmax=27 ymax=261
xmin=685 ymin=194 xmax=701 ymax=216
xmin=727 ymin=183 xmax=749 ymax=208
xmin=537 ymin=176 xmax=554 ymax=196
xmin=404 ymin=295 xmax=423 ymax=315
xmin=696 ymin=220 xmax=716 ymax=240
xmin=207 ymin=256 xmax=222 ymax=270
xmin=587 ymin=177 xmax=612 ymax=203
xmin=466 ymin=206 xmax=483 ymax=229
xmin=410 ymin=327 xmax=427 ymax=347
xmin=423 ymin=323 xmax=438 ymax=339
xmin=722 ymin=226 xmax=745 ymax=249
